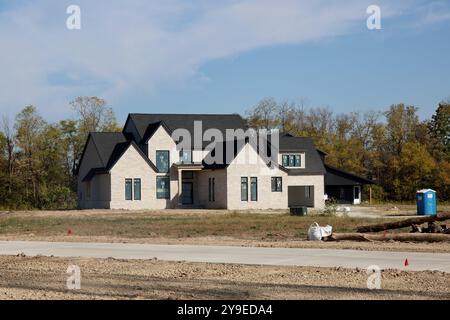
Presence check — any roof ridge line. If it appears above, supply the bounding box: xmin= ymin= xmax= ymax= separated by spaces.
xmin=129 ymin=113 xmax=243 ymax=116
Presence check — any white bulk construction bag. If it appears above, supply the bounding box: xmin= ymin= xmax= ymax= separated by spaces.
xmin=307 ymin=222 xmax=322 ymax=241
xmin=307 ymin=222 xmax=333 ymax=241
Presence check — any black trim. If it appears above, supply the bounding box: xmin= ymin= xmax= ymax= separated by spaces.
xmin=156 ymin=176 xmax=170 ymax=199
xmin=125 ymin=178 xmax=132 ymax=201
xmin=271 ymin=177 xmax=282 ymax=192
xmin=156 ymin=150 xmax=170 ymax=173
xmin=241 ymin=177 xmax=248 ymax=202
xmin=250 ymin=177 xmax=258 ymax=201
xmin=141 ymin=121 xmax=173 ymax=144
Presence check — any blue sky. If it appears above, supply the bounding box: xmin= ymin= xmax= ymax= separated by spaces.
xmin=1 ymin=0 xmax=449 ymax=123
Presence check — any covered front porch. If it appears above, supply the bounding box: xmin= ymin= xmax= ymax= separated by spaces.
xmin=324 ymin=164 xmax=375 ymax=205
xmin=174 ymin=163 xmax=204 ymax=207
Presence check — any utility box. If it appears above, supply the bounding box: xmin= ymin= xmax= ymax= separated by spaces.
xmin=290 ymin=206 xmax=307 ymax=216
xmin=416 ymin=189 xmax=437 ymax=216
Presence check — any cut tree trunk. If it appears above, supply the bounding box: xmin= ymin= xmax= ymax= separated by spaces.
xmin=410 ymin=224 xmax=422 ymax=233
xmin=324 ymin=232 xmax=450 ymax=243
xmin=323 ymin=233 xmax=372 ymax=242
xmin=356 ymin=212 xmax=450 ymax=233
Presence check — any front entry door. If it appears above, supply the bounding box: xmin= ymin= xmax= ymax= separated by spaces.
xmin=182 ymin=182 xmax=193 ymax=205
xmin=353 ymin=186 xmax=361 ymax=205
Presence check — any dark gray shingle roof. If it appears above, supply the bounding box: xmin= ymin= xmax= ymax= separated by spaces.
xmin=89 ymin=132 xmax=128 ymax=168
xmin=81 ymin=132 xmax=156 ymax=181
xmin=126 ymin=113 xmax=248 ymax=146
xmin=278 ymin=135 xmax=326 ymax=175
xmin=324 ymin=164 xmax=375 ymax=186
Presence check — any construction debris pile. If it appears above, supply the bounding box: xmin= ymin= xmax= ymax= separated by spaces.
xmin=322 ymin=212 xmax=450 ymax=243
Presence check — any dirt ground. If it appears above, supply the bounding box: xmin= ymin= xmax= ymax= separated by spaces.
xmin=0 ymin=255 xmax=448 ymax=300
xmin=1 ymin=208 xmax=449 ymax=253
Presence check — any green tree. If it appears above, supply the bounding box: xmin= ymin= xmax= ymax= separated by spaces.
xmin=429 ymin=102 xmax=450 ymax=161
xmin=388 ymin=142 xmax=436 ymax=200
xmin=385 ymin=104 xmax=419 ymax=156
xmin=14 ymin=105 xmax=46 ymax=207
xmin=37 ymin=124 xmax=76 ymax=208
xmin=59 ymin=119 xmax=81 ymax=178
xmin=70 ymin=96 xmax=120 ymax=135
xmin=70 ymin=96 xmax=121 ymax=170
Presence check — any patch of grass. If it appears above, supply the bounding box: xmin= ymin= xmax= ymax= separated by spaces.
xmin=0 ymin=211 xmax=394 ymax=241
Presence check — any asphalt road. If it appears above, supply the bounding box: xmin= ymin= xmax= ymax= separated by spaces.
xmin=1 ymin=241 xmax=449 ymax=272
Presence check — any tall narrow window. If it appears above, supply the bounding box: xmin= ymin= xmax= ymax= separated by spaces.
xmin=179 ymin=149 xmax=192 ymax=163
xmin=212 ymin=178 xmax=215 ymax=202
xmin=289 ymin=155 xmax=295 ymax=167
xmin=294 ymin=154 xmax=301 ymax=167
xmin=250 ymin=177 xmax=258 ymax=201
xmin=208 ymin=178 xmax=211 ymax=202
xmin=282 ymin=155 xmax=289 ymax=167
xmin=134 ymin=178 xmax=141 ymax=200
xmin=125 ymin=178 xmax=132 ymax=200
xmin=241 ymin=177 xmax=248 ymax=201
xmin=271 ymin=177 xmax=282 ymax=192
xmin=208 ymin=177 xmax=216 ymax=202
xmin=156 ymin=176 xmax=170 ymax=199
xmin=156 ymin=150 xmax=169 ymax=173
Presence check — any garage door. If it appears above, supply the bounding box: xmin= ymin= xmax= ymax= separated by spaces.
xmin=288 ymin=186 xmax=314 ymax=208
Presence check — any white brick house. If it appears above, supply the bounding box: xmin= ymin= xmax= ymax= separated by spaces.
xmin=76 ymin=113 xmax=331 ymax=210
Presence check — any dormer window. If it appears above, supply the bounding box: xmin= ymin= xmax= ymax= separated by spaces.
xmin=282 ymin=154 xmax=302 ymax=168
xmin=179 ymin=149 xmax=192 ymax=163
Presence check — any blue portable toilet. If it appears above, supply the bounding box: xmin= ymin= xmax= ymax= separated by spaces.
xmin=416 ymin=189 xmax=437 ymax=216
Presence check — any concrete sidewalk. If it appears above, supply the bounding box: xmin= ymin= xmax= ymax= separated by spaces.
xmin=1 ymin=240 xmax=449 ymax=272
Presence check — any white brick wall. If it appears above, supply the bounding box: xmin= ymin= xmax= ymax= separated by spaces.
xmin=109 ymin=144 xmax=177 ymax=209
xmin=147 ymin=126 xmax=179 ymax=206
xmin=226 ymin=144 xmax=325 ymax=210
xmin=196 ymin=169 xmax=228 ymax=209
xmin=226 ymin=144 xmax=288 ymax=210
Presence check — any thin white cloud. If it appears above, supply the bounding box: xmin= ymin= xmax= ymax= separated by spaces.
xmin=420 ymin=2 xmax=450 ymax=25
xmin=403 ymin=0 xmax=450 ymax=28
xmin=0 ymin=0 xmax=429 ymax=119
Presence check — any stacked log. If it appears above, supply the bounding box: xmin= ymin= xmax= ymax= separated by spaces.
xmin=356 ymin=212 xmax=450 ymax=233
xmin=324 ymin=212 xmax=450 ymax=242
xmin=324 ymin=232 xmax=450 ymax=242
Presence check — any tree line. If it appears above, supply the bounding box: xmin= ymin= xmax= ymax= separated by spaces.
xmin=0 ymin=96 xmax=448 ymax=209
xmin=0 ymin=97 xmax=120 ymax=209
xmin=247 ymin=98 xmax=450 ymax=202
